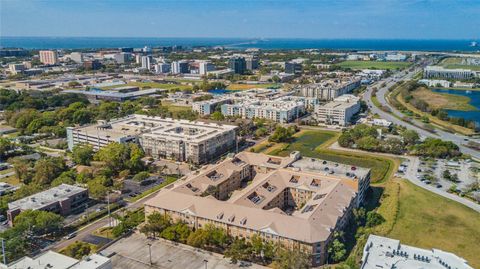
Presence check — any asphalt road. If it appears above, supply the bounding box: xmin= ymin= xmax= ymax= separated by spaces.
xmin=363 ymin=64 xmax=480 ymax=160
xmin=50 ymin=183 xmax=172 ymax=251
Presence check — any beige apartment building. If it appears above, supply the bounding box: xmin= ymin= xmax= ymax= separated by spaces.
xmin=145 ymin=151 xmax=370 ymax=266
xmin=39 ymin=50 xmax=59 ymax=65
xmin=67 ymin=114 xmax=237 ymax=164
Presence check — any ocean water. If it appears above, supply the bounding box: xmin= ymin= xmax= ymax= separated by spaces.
xmin=432 ymin=89 xmax=480 ymax=126
xmin=1 ymin=37 xmax=479 ymax=51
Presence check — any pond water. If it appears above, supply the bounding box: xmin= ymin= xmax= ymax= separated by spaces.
xmin=432 ymin=88 xmax=480 ymax=126
xmin=207 ymin=89 xmax=232 ymax=95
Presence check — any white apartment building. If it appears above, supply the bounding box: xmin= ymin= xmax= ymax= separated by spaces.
xmin=314 ymin=94 xmax=360 ymax=126
xmin=199 ymin=61 xmax=215 ymax=75
xmin=192 ymin=96 xmax=231 ymax=115
xmin=418 ymin=79 xmax=451 ymax=88
xmin=221 ymin=99 xmax=305 ymax=123
xmin=66 ymin=115 xmax=237 ymax=164
xmin=8 ymin=64 xmax=25 ymax=74
xmin=39 ymin=50 xmax=59 ymax=65
xmin=298 ymin=78 xmax=361 ymax=101
xmin=361 ymin=235 xmax=474 ymax=269
xmin=424 ymin=66 xmax=476 ymax=80
xmin=141 ymin=56 xmax=152 ymax=70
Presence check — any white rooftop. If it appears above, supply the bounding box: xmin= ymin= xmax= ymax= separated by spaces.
xmin=361 ymin=235 xmax=474 ymax=269
xmin=4 ymin=251 xmax=111 ymax=269
xmin=8 ymin=184 xmax=86 ymax=211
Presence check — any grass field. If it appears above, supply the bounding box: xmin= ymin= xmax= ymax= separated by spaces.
xmin=395 ymin=90 xmax=476 ymax=135
xmin=376 ymin=179 xmax=480 ymax=268
xmin=440 ymin=57 xmax=480 ymax=71
xmin=335 ymin=60 xmax=412 ymax=70
xmin=161 ymin=100 xmax=193 ymax=114
xmin=226 ymin=83 xmax=280 ymax=90
xmin=411 ymin=87 xmax=477 ymax=111
xmin=102 ymin=82 xmax=192 ymax=91
xmin=252 ymin=129 xmax=396 ymax=183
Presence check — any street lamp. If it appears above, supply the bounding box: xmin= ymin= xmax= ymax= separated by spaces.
xmin=203 ymin=259 xmax=208 ymax=269
xmin=147 ymin=243 xmax=152 ymax=265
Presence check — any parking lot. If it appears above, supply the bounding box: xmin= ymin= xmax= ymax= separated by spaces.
xmin=398 ymin=157 xmax=479 ymax=194
xmin=102 ymin=233 xmax=268 ymax=269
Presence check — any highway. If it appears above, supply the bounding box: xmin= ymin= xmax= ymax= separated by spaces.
xmin=363 ymin=63 xmax=480 ymax=160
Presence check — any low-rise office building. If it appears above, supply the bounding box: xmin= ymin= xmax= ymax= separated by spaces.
xmin=145 ymin=151 xmax=370 ymax=266
xmin=3 ymin=250 xmax=112 ymax=269
xmin=7 ymin=184 xmax=88 ymax=226
xmin=424 ymin=66 xmax=477 ymax=80
xmin=67 ymin=115 xmax=237 ymax=164
xmin=65 ymin=88 xmax=166 ymax=102
xmin=314 ymin=94 xmax=360 ymax=126
xmin=361 ymin=235 xmax=474 ymax=269
xmin=298 ymin=78 xmax=361 ymax=101
xmin=418 ymin=79 xmax=451 ymax=88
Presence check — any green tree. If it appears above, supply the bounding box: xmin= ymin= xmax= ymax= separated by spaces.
xmin=225 ymin=238 xmax=251 ymax=264
xmin=328 ymin=232 xmax=347 ymax=263
xmin=14 ymin=210 xmax=64 ymax=236
xmin=0 ymin=138 xmax=13 ymax=159
xmin=210 ymin=111 xmax=225 ymax=121
xmin=140 ymin=212 xmax=172 ymax=238
xmin=132 ymin=171 xmax=150 ymax=182
xmin=272 ymin=247 xmax=310 ymax=269
xmin=72 ymin=144 xmax=94 ymax=165
xmin=33 ymin=157 xmax=66 ymax=186
xmin=61 ymin=241 xmax=94 ymax=259
xmin=366 ymin=211 xmax=385 ymax=227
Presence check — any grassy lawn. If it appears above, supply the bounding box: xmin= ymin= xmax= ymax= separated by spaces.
xmin=161 ymin=100 xmax=194 ymax=115
xmin=396 ymin=90 xmax=475 ymax=135
xmin=0 ymin=175 xmax=20 ymax=185
xmin=92 ymin=226 xmax=116 ymax=239
xmin=377 ymin=179 xmax=480 ymax=268
xmin=102 ymin=82 xmax=192 ymax=91
xmin=411 ymin=87 xmax=477 ymax=111
xmin=335 ymin=60 xmax=412 ymax=70
xmin=226 ymin=83 xmax=280 ymax=90
xmin=252 ymin=129 xmax=396 ymax=183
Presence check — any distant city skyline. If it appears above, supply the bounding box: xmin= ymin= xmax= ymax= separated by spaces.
xmin=1 ymin=0 xmax=479 ymax=39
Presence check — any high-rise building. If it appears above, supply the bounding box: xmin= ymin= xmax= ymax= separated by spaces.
xmin=39 ymin=50 xmax=59 ymax=65
xmin=171 ymin=60 xmax=189 ymax=74
xmin=114 ymin=52 xmax=130 ymax=64
xmin=246 ymin=56 xmax=259 ymax=70
xmin=135 ymin=54 xmax=142 ymax=64
xmin=285 ymin=61 xmax=302 ymax=74
xmin=83 ymin=60 xmax=102 ymax=70
xmin=199 ymin=61 xmax=215 ymax=75
xmin=70 ymin=52 xmax=83 ymax=63
xmin=155 ymin=63 xmax=171 ymax=74
xmin=141 ymin=55 xmax=152 ymax=70
xmin=228 ymin=57 xmax=246 ymax=74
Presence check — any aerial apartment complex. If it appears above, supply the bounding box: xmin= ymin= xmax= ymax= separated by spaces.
xmin=67 ymin=115 xmax=237 ymax=164
xmin=361 ymin=235 xmax=474 ymax=269
xmin=7 ymin=184 xmax=88 ymax=226
xmin=298 ymin=78 xmax=361 ymax=101
xmin=314 ymin=94 xmax=361 ymax=126
xmin=424 ymin=66 xmax=477 ymax=80
xmin=145 ymin=151 xmax=370 ymax=266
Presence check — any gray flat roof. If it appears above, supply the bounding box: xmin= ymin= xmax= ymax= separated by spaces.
xmin=8 ymin=184 xmax=87 ymax=211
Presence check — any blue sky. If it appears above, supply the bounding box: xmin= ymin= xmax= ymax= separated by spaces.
xmin=1 ymin=0 xmax=479 ymax=39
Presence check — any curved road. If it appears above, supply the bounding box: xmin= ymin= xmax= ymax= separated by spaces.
xmin=363 ymin=64 xmax=480 ymax=160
